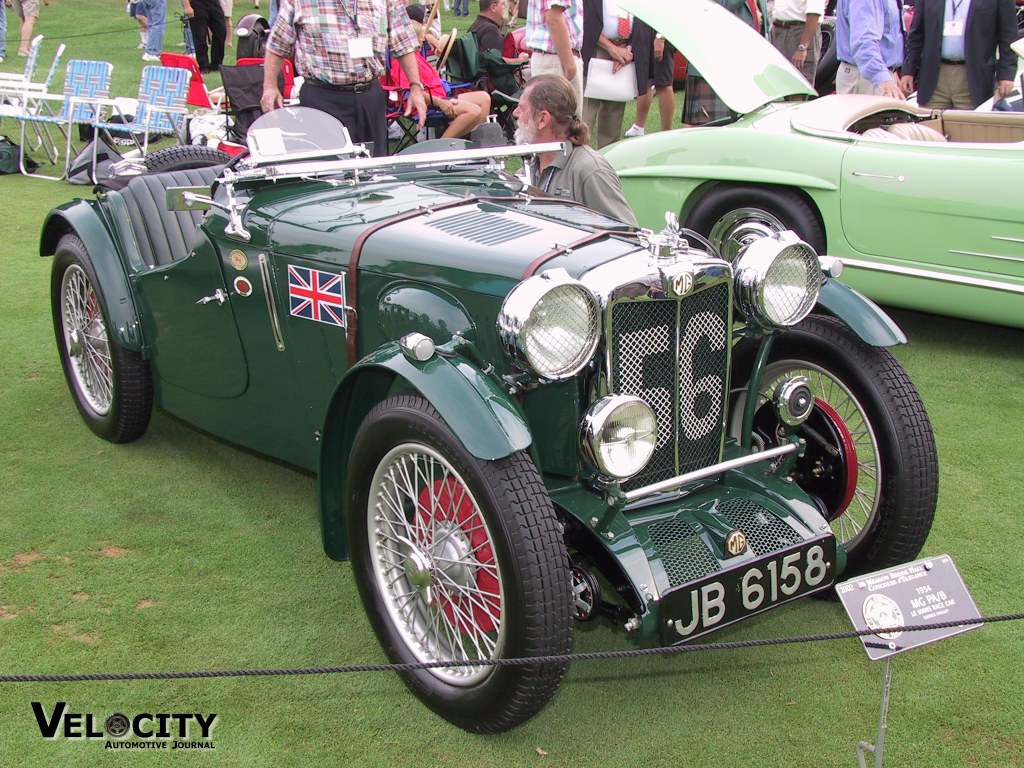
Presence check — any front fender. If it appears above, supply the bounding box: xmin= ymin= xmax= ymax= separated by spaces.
xmin=318 ymin=343 xmax=533 ymax=561
xmin=816 ymin=279 xmax=907 ymax=347
xmin=40 ymin=201 xmax=145 ymax=352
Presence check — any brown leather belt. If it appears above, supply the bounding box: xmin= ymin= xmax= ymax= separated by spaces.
xmin=773 ymin=19 xmax=804 ymax=28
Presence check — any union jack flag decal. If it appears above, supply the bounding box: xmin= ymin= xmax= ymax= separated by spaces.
xmin=287 ymin=265 xmax=347 ymax=327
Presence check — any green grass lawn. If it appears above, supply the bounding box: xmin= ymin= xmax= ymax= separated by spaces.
xmin=2 ymin=2 xmax=1023 ymax=766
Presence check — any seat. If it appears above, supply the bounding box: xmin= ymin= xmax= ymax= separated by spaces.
xmin=862 ymin=123 xmax=948 ymax=142
xmin=237 ymin=56 xmax=296 ymax=99
xmin=160 ymin=52 xmax=224 ymax=110
xmin=83 ymin=66 xmax=192 ymax=182
xmin=218 ymin=64 xmax=267 ymax=144
xmin=445 ymin=33 xmax=524 ymax=139
xmin=0 ymin=34 xmax=44 ymax=88
xmin=16 ymin=59 xmax=113 ymax=180
xmin=114 ymin=166 xmax=224 ymax=269
xmin=0 ymin=42 xmax=66 ymax=159
xmin=383 ymin=51 xmax=486 ymax=152
xmin=886 ymin=122 xmax=948 ymax=142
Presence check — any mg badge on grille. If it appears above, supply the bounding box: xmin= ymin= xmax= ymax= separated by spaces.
xmin=660 ymin=267 xmax=693 ymax=298
xmin=725 ymin=529 xmax=747 ymax=557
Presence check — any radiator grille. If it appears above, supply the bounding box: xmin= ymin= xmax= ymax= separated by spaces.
xmin=718 ymin=499 xmax=802 ymax=556
xmin=611 ymin=284 xmax=731 ymax=492
xmin=648 ymin=519 xmax=719 ymax=587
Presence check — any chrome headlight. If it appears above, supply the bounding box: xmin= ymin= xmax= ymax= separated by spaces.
xmin=734 ymin=231 xmax=820 ymax=328
xmin=497 ymin=269 xmax=600 ymax=380
xmin=581 ymin=396 xmax=658 ymax=480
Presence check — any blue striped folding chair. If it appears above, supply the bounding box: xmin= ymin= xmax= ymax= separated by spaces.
xmin=17 ymin=60 xmax=113 ymax=180
xmin=87 ymin=66 xmax=192 ymax=176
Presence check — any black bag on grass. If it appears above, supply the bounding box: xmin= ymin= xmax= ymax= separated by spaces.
xmin=0 ymin=135 xmax=40 ymax=174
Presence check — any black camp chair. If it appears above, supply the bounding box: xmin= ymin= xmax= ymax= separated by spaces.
xmin=444 ymin=34 xmax=525 ymax=140
xmin=218 ymin=63 xmax=268 ymax=143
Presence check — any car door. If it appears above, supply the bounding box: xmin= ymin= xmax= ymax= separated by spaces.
xmin=134 ymin=229 xmax=249 ymax=398
xmin=839 ymin=141 xmax=1024 ymax=282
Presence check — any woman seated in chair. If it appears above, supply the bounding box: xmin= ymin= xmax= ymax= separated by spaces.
xmin=428 ymin=87 xmax=491 ymax=139
xmin=389 ymin=49 xmax=492 ymax=140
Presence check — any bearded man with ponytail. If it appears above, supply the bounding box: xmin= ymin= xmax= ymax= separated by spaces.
xmin=514 ymin=74 xmax=638 ymax=225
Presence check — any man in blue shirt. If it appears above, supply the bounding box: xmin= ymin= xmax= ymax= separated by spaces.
xmin=835 ymin=0 xmax=906 ymax=99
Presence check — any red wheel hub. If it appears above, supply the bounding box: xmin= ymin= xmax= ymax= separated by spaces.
xmin=417 ymin=478 xmax=500 ymax=633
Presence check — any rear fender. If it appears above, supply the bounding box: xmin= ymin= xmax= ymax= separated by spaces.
xmin=40 ymin=202 xmax=146 ymax=353
xmin=318 ymin=344 xmax=533 ymax=560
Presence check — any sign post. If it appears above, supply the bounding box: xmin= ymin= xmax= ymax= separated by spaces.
xmin=835 ymin=554 xmax=982 ymax=768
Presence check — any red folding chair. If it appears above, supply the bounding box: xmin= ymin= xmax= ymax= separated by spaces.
xmin=159 ymin=52 xmax=224 ymax=109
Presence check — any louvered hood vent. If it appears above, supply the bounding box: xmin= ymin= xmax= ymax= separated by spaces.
xmin=423 ymin=211 xmax=542 ymax=246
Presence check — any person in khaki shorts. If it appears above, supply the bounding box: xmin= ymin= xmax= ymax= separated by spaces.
xmin=9 ymin=0 xmax=49 ymax=57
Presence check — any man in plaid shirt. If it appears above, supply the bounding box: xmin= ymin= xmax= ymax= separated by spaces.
xmin=523 ymin=0 xmax=585 ymax=114
xmin=261 ymin=0 xmax=428 ymax=155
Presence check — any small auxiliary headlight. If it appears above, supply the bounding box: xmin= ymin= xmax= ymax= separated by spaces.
xmin=497 ymin=269 xmax=601 ymax=380
xmin=581 ymin=396 xmax=658 ymax=480
xmin=734 ymin=231 xmax=820 ymax=328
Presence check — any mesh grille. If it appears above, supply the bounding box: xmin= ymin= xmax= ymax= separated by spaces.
xmin=426 ymin=211 xmax=540 ymax=245
xmin=718 ymin=499 xmax=802 ymax=556
xmin=648 ymin=519 xmax=720 ymax=587
xmin=611 ymin=284 xmax=730 ymax=491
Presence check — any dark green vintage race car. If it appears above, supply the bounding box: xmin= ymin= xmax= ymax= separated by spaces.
xmin=41 ymin=108 xmax=937 ymax=733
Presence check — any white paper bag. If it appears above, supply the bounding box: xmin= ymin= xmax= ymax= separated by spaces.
xmin=584 ymin=58 xmax=639 ymax=102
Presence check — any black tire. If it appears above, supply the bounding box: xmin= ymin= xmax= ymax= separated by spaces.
xmin=143 ymin=144 xmax=230 ymax=173
xmin=815 ymin=42 xmax=838 ymax=95
xmin=686 ymin=185 xmax=825 ymax=262
xmin=236 ymin=21 xmax=268 ymax=60
xmin=347 ymin=393 xmax=573 ymax=733
xmin=730 ymin=315 xmax=938 ymax=575
xmin=52 ymin=234 xmax=153 ymax=443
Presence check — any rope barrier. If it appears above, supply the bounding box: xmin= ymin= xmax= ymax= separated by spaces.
xmin=2 ymin=613 xmax=1020 ymax=684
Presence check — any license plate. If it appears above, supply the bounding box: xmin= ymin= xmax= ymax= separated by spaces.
xmin=659 ymin=535 xmax=837 ymax=645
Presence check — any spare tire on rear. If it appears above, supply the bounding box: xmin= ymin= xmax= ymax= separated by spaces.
xmin=143 ymin=145 xmax=231 ymax=173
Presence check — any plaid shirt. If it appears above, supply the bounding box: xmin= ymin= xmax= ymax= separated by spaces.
xmin=523 ymin=0 xmax=584 ymax=55
xmin=267 ymin=0 xmax=420 ymax=84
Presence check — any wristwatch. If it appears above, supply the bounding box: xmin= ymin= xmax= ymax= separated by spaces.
xmin=797 ymin=43 xmax=808 ymax=51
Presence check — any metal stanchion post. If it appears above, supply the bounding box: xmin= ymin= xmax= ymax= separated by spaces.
xmin=856 ymin=655 xmax=894 ymax=768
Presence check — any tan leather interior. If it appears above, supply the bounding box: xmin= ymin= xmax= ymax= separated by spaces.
xmin=938 ymin=110 xmax=1024 ymax=143
xmin=885 ymin=122 xmax=948 ymax=141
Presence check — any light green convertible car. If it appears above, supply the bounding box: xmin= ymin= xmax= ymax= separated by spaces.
xmin=608 ymin=0 xmax=1024 ymax=328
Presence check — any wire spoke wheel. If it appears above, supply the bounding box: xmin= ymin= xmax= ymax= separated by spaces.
xmin=730 ymin=315 xmax=937 ymax=575
xmin=760 ymin=360 xmax=882 ymax=552
xmin=370 ymin=444 xmax=504 ymax=685
xmin=348 ymin=393 xmax=573 ymax=732
xmin=51 ymin=235 xmax=152 ymax=443
xmin=61 ymin=264 xmax=114 ymax=416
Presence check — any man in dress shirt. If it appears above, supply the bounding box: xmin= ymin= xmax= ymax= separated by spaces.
xmin=261 ymin=0 xmax=427 ymax=156
xmin=524 ymin=0 xmax=585 ymax=113
xmin=771 ymin=0 xmax=826 ymax=86
xmin=900 ymin=0 xmax=1016 ymax=108
xmin=835 ymin=0 xmax=906 ymax=99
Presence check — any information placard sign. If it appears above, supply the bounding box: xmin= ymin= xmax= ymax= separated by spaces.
xmin=836 ymin=554 xmax=982 ymax=661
